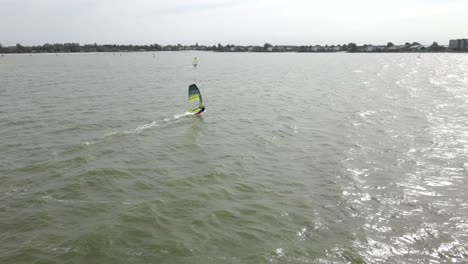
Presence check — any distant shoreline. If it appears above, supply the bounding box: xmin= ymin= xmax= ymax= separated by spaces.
xmin=1 ymin=42 xmax=467 ymax=54
xmin=2 ymin=50 xmax=468 ymax=55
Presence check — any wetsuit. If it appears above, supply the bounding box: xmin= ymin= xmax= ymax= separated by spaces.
xmin=196 ymin=106 xmax=205 ymax=115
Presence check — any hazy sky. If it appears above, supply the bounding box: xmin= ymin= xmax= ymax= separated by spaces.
xmin=1 ymin=0 xmax=468 ymax=46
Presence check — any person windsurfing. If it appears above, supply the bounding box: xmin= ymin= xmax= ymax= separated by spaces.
xmin=195 ymin=106 xmax=205 ymax=115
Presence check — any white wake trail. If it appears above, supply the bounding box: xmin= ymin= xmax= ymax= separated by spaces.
xmin=104 ymin=112 xmax=194 ymax=137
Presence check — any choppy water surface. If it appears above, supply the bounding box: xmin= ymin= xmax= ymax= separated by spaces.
xmin=1 ymin=52 xmax=467 ymax=263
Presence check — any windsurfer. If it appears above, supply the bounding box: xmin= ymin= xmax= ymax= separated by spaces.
xmin=195 ymin=106 xmax=205 ymax=115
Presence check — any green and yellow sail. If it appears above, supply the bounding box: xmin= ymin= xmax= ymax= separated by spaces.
xmin=188 ymin=84 xmax=204 ymax=113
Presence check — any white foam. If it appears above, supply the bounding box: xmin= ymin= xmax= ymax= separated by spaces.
xmin=104 ymin=112 xmax=193 ymax=136
xmin=132 ymin=121 xmax=159 ymax=134
xmin=275 ymin=248 xmax=284 ymax=257
xmin=360 ymin=193 xmax=371 ymax=201
xmin=297 ymin=227 xmax=307 ymax=240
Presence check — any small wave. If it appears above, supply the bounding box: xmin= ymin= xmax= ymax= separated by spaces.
xmin=358 ymin=110 xmax=377 ymax=118
xmin=83 ymin=141 xmax=98 ymax=146
xmin=42 ymin=195 xmax=112 ymax=205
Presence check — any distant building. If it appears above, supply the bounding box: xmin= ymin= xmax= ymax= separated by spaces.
xmin=449 ymin=39 xmax=468 ymax=50
xmin=332 ymin=46 xmax=341 ymax=51
xmin=387 ymin=45 xmax=402 ymax=52
xmin=276 ymin=45 xmax=294 ymax=52
xmin=312 ymin=45 xmax=321 ymax=52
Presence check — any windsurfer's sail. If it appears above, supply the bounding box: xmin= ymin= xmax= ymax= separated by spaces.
xmin=188 ymin=84 xmax=204 ymax=114
xmin=193 ymin=57 xmax=198 ymax=67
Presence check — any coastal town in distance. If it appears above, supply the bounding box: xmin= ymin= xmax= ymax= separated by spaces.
xmin=1 ymin=39 xmax=467 ymax=54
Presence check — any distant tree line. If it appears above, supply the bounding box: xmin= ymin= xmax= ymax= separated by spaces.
xmin=0 ymin=42 xmax=221 ymax=53
xmin=0 ymin=41 xmax=460 ymax=54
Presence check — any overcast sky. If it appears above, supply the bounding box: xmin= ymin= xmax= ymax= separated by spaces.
xmin=1 ymin=0 xmax=467 ymax=46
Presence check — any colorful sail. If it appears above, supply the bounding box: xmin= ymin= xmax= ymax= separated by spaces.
xmin=193 ymin=57 xmax=198 ymax=67
xmin=188 ymin=84 xmax=204 ymax=113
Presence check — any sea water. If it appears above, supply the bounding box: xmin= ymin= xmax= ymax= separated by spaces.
xmin=0 ymin=52 xmax=467 ymax=263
